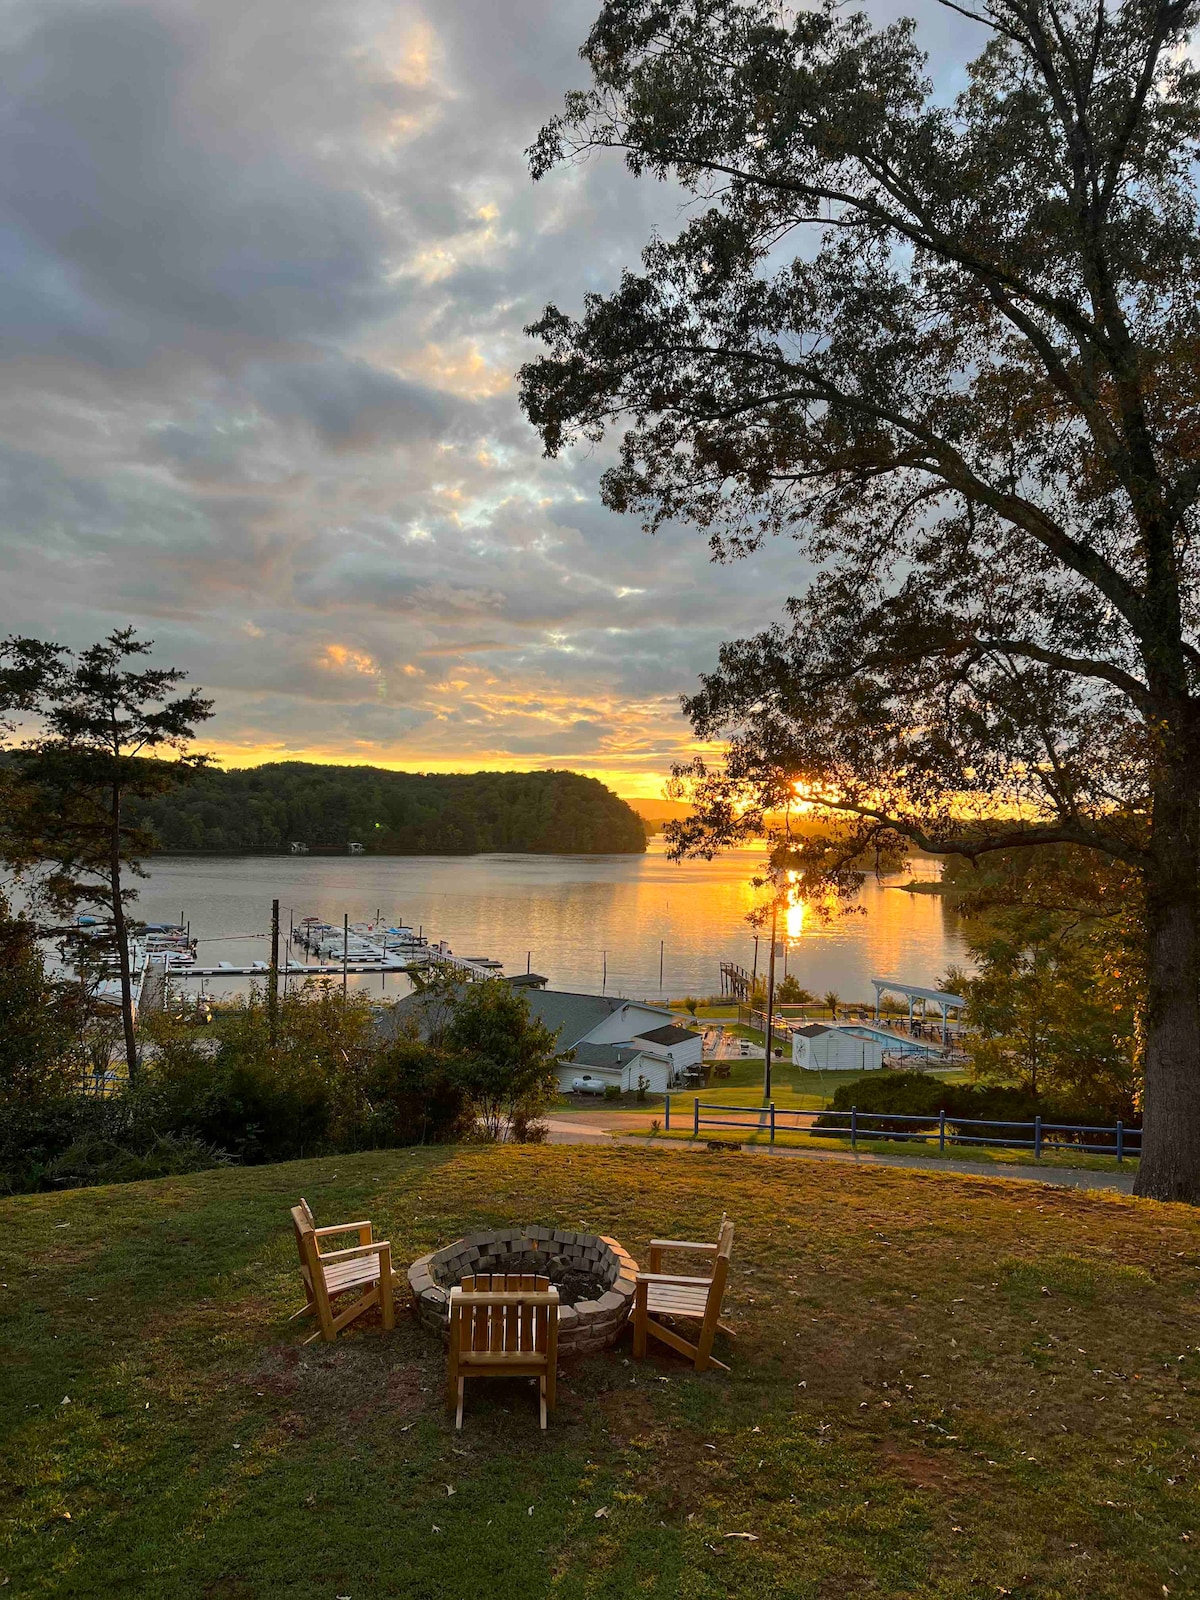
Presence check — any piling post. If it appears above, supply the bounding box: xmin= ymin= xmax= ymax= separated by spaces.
xmin=851 ymin=1106 xmax=857 ymax=1150
xmin=939 ymin=1109 xmax=946 ymax=1153
xmin=343 ymin=912 xmax=349 ymax=997
xmin=1034 ymin=1115 xmax=1042 ymax=1158
xmin=664 ymin=1094 xmax=670 ymax=1131
xmin=770 ymin=1103 xmax=776 ymax=1145
xmin=693 ymin=1097 xmax=700 ymax=1138
xmin=1116 ymin=1120 xmax=1124 ymax=1164
xmin=268 ymin=899 xmax=280 ymax=1048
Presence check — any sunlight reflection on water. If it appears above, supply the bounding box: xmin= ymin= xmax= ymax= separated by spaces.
xmin=133 ymin=839 xmax=967 ymax=1004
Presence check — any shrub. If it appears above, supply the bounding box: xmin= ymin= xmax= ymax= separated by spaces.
xmin=508 ymin=1106 xmax=549 ymax=1143
xmin=364 ymin=1040 xmax=473 ymax=1146
xmin=813 ymin=1071 xmax=1129 ymax=1145
xmin=603 ymin=1083 xmax=622 ymax=1101
xmin=44 ymin=1131 xmax=232 ymax=1189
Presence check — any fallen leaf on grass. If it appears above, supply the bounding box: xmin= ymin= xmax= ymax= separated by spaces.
xmin=594 ymin=1507 xmax=609 ymax=1519
xmin=724 ymin=1533 xmax=759 ymax=1541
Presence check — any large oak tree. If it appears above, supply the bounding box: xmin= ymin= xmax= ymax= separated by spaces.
xmin=519 ymin=0 xmax=1200 ymax=1199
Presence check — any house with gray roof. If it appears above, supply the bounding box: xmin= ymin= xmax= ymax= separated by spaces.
xmin=380 ymin=985 xmax=702 ymax=1093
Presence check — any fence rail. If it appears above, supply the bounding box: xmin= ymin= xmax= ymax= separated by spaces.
xmin=663 ymin=1097 xmax=1140 ymax=1163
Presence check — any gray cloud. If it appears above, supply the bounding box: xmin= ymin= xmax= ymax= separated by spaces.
xmin=0 ymin=0 xmax=961 ymax=791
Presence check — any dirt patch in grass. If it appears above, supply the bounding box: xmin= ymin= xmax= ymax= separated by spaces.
xmin=242 ymin=1335 xmax=436 ymax=1439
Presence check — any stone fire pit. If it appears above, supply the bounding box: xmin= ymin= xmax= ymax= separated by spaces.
xmin=408 ymin=1226 xmax=638 ymax=1355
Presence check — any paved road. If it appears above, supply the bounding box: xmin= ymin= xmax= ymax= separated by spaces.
xmin=541 ymin=1115 xmax=1136 ymax=1194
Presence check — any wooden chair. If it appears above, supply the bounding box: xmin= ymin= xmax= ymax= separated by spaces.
xmin=632 ymin=1217 xmax=735 ymax=1372
xmin=446 ymin=1274 xmax=559 ymax=1430
xmin=290 ymin=1198 xmax=395 ymax=1344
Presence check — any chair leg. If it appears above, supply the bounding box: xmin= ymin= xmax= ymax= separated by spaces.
xmin=539 ymin=1377 xmax=547 ymax=1431
xmin=632 ymin=1291 xmax=647 ymax=1359
xmin=379 ymin=1268 xmax=395 ymax=1332
xmin=455 ymin=1378 xmax=465 ymax=1431
xmin=288 ymin=1302 xmax=314 ymax=1322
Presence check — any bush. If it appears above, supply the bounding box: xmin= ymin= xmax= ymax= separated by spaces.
xmin=603 ymin=1083 xmax=622 ymax=1101
xmin=508 ymin=1106 xmax=549 ymax=1143
xmin=364 ymin=1040 xmax=474 ymax=1146
xmin=44 ymin=1131 xmax=232 ymax=1189
xmin=812 ymin=1071 xmax=1129 ymax=1145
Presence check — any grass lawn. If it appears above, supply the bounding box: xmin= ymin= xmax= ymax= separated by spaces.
xmin=4 ymin=1146 xmax=1199 ymax=1598
xmin=649 ymin=1125 xmax=1139 ymax=1174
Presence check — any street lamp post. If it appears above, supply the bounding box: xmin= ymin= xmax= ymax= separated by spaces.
xmin=763 ymin=899 xmax=778 ymax=1102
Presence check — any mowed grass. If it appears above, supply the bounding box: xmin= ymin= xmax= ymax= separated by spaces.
xmin=3 ymin=1147 xmax=1200 ymax=1598
xmin=651 ymin=1124 xmax=1138 ymax=1173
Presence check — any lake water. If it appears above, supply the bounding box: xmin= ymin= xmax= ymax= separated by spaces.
xmin=133 ymin=841 xmax=967 ymax=1004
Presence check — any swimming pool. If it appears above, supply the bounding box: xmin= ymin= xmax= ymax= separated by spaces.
xmin=838 ymin=1024 xmax=944 ymax=1058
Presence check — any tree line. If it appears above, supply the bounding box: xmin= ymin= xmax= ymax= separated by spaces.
xmin=126 ymin=763 xmax=648 ymax=856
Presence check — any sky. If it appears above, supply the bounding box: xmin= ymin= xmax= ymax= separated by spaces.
xmin=0 ymin=0 xmax=979 ymax=799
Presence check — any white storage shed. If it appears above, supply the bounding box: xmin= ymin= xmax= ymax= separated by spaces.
xmin=792 ymin=1024 xmax=884 ymax=1072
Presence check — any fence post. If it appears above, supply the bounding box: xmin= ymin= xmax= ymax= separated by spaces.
xmin=664 ymin=1093 xmax=670 ymax=1132
xmin=693 ymin=1097 xmax=700 ymax=1138
xmin=939 ymin=1110 xmax=946 ymax=1154
xmin=1034 ymin=1115 xmax=1042 ymax=1159
xmin=1116 ymin=1120 xmax=1124 ymax=1165
xmin=770 ymin=1103 xmax=776 ymax=1145
xmin=851 ymin=1106 xmax=857 ymax=1150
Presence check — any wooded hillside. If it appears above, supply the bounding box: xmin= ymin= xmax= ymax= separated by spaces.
xmin=128 ymin=764 xmax=647 ymax=855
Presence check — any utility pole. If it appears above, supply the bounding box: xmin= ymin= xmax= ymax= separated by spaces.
xmin=269 ymin=898 xmax=280 ymax=1048
xmin=763 ymin=899 xmax=778 ymax=1102
xmin=751 ymin=935 xmax=759 ymax=990
xmin=343 ymin=911 xmax=349 ymax=998
xmin=526 ymin=950 xmax=531 ymax=974
xmin=659 ymin=939 xmax=664 ymax=990
xmin=602 ymin=950 xmax=607 ymax=995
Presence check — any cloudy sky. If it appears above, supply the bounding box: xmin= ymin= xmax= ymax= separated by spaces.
xmin=0 ymin=0 xmax=976 ymax=797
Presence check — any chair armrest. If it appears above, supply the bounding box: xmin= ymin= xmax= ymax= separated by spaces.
xmin=314 ymin=1221 xmax=373 ymax=1240
xmin=318 ymin=1240 xmax=390 ymax=1264
xmin=649 ymin=1239 xmax=718 ymax=1254
xmin=636 ymin=1272 xmax=715 ymax=1287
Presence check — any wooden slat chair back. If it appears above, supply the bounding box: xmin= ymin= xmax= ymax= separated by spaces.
xmin=632 ymin=1216 xmax=735 ymax=1373
xmin=290 ymin=1197 xmax=395 ymax=1344
xmin=446 ymin=1273 xmax=560 ymax=1430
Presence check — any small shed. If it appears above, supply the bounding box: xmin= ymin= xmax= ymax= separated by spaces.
xmin=792 ymin=1024 xmax=884 ymax=1072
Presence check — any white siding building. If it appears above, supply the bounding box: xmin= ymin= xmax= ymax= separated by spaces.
xmin=792 ymin=1024 xmax=885 ymax=1072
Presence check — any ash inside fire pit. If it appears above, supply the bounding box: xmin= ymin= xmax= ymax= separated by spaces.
xmin=544 ymin=1258 xmax=610 ymax=1307
xmin=408 ymin=1226 xmax=639 ymax=1355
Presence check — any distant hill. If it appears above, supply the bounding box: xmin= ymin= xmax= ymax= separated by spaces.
xmin=129 ymin=764 xmax=647 ymax=856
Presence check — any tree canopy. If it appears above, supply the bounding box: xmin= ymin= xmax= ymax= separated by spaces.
xmin=520 ymin=0 xmax=1200 ymax=1200
xmin=126 ymin=763 xmax=647 ymax=856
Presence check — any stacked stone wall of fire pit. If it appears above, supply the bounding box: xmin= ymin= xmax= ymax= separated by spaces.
xmin=407 ymin=1226 xmax=638 ymax=1355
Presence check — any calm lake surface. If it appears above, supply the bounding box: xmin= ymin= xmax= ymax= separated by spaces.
xmin=134 ymin=841 xmax=967 ymax=1004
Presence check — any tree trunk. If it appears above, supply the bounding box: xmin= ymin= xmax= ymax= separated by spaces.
xmin=1133 ymin=799 xmax=1200 ymax=1202
xmin=109 ymin=783 xmax=138 ymax=1087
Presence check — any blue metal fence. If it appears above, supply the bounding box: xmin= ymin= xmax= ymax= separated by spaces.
xmin=666 ymin=1096 xmax=1140 ymax=1163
